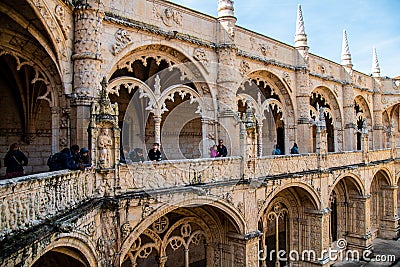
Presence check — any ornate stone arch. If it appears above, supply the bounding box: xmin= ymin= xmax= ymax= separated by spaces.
xmin=107 ymin=44 xmax=213 ymax=99
xmin=329 ymin=172 xmax=365 ymax=197
xmin=354 ymin=95 xmax=373 ymax=128
xmin=119 ymin=196 xmax=246 ymax=266
xmin=311 ymin=86 xmax=344 ymax=151
xmin=30 ymin=233 xmax=98 ymax=267
xmin=239 ymin=69 xmax=296 ymax=127
xmin=258 ymin=183 xmax=320 ymax=220
xmin=238 ymin=70 xmax=296 ymax=154
xmin=1 ymin=0 xmax=70 ymax=67
xmin=159 ymin=84 xmax=205 ymax=116
xmin=371 ymin=168 xmax=393 ymax=188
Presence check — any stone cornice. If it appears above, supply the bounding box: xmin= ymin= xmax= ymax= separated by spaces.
xmin=104 ymin=13 xmax=216 ymax=48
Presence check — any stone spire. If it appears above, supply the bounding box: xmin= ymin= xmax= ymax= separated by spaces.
xmin=372 ymin=47 xmax=381 ymax=77
xmin=218 ymin=0 xmax=234 ymax=18
xmin=294 ymin=4 xmax=308 ymax=48
xmin=341 ymin=30 xmax=352 ymax=67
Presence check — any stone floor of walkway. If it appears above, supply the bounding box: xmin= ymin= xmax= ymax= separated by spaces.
xmin=333 ymin=238 xmax=400 ymax=266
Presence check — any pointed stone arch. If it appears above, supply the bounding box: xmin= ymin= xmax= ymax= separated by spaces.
xmin=0 ymin=47 xmax=64 ymax=171
xmin=258 ymin=186 xmax=320 ymax=266
xmin=239 ymin=70 xmax=296 ymax=155
xmin=329 ymin=174 xmax=371 ymax=249
xmin=369 ymin=169 xmax=398 ymax=239
xmin=119 ymin=198 xmax=246 ymax=267
xmin=107 ymin=44 xmax=215 ymax=159
xmin=30 ymin=233 xmax=98 ymax=267
xmin=311 ymin=86 xmax=344 ymax=152
xmin=354 ymin=95 xmax=373 ymax=150
xmin=108 ymin=44 xmax=213 ymax=98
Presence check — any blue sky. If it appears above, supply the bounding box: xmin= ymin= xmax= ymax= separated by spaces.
xmin=168 ymin=0 xmax=400 ymax=78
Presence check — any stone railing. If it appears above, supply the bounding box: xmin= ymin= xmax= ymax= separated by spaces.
xmin=323 ymin=151 xmax=364 ymax=168
xmin=0 ymin=148 xmax=397 ymax=240
xmin=118 ymin=157 xmax=243 ymax=193
xmin=368 ymin=149 xmax=392 ymax=163
xmin=0 ymin=169 xmax=97 ymax=241
xmin=249 ymin=153 xmax=320 ymax=178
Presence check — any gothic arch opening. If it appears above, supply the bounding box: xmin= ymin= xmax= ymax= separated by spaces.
xmin=354 ymin=95 xmax=373 ymax=150
xmin=240 ymin=71 xmax=294 ymax=155
xmin=0 ymin=52 xmax=57 ymax=175
xmin=121 ymin=204 xmax=243 ymax=267
xmin=310 ymin=90 xmax=338 ymax=152
xmin=389 ymin=104 xmax=400 ymax=147
xmin=329 ymin=176 xmax=364 ymax=244
xmin=109 ymin=45 xmax=211 ymax=161
xmin=32 ymin=247 xmax=90 ymax=267
xmin=0 ymin=0 xmax=65 ymax=175
xmin=259 ymin=186 xmax=318 ymax=267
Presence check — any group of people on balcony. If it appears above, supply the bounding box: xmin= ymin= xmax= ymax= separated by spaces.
xmin=1 ymin=140 xmax=300 ymax=180
xmin=47 ymin=145 xmax=91 ymax=172
xmin=1 ymin=143 xmax=93 ymax=180
xmin=210 ymin=139 xmax=228 ymax=158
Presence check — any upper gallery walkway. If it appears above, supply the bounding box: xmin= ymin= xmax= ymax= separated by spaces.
xmin=0 ymin=147 xmax=398 ymax=243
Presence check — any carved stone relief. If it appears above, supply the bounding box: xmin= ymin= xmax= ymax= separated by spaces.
xmin=112 ymin=29 xmax=133 ymax=55
xmin=153 ymin=5 xmax=183 ymax=27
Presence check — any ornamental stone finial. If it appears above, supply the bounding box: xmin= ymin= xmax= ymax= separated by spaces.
xmin=294 ymin=4 xmax=308 ymax=48
xmin=372 ymin=47 xmax=381 ymax=78
xmin=341 ymin=30 xmax=353 ymax=67
xmin=218 ymin=0 xmax=234 ymax=18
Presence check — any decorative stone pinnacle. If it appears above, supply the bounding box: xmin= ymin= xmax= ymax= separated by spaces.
xmin=294 ymin=4 xmax=308 ymax=48
xmin=372 ymin=47 xmax=381 ymax=77
xmin=341 ymin=30 xmax=352 ymax=67
xmin=218 ymin=0 xmax=234 ymax=18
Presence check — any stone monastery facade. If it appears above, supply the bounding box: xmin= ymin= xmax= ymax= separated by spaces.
xmin=0 ymin=0 xmax=400 ymax=266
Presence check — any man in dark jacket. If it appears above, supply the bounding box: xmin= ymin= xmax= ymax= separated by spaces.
xmin=217 ymin=139 xmax=228 ymax=157
xmin=148 ymin=143 xmax=162 ymax=162
xmin=58 ymin=148 xmax=82 ymax=171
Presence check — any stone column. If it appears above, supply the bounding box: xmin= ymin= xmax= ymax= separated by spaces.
xmin=296 ymin=69 xmax=312 ymax=153
xmin=343 ymin=84 xmax=355 ymax=151
xmin=380 ymin=185 xmax=399 ymax=239
xmin=70 ymin=98 xmax=92 ymax=148
xmin=257 ymin=123 xmax=263 ymax=156
xmin=216 ymin=1 xmax=240 ymax=157
xmin=361 ymin=131 xmax=369 ymax=164
xmin=346 ymin=195 xmax=373 ymax=252
xmin=372 ymin=89 xmax=384 ymax=149
xmin=153 ymin=114 xmax=162 ymax=145
xmin=305 ymin=210 xmax=331 ymax=267
xmin=239 ymin=121 xmax=248 ymax=179
xmin=158 ymin=256 xmax=168 ymax=267
xmin=72 ymin=0 xmax=104 ymax=146
xmin=202 ymin=118 xmax=216 ymax=158
xmin=50 ymin=107 xmax=61 ymax=153
xmin=245 ymin=235 xmax=260 ymax=267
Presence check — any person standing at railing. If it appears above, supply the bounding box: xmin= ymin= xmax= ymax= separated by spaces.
xmin=272 ymin=144 xmax=281 ymax=155
xmin=148 ymin=143 xmax=162 ymax=162
xmin=290 ymin=143 xmax=299 ymax=154
xmin=3 ymin=143 xmax=28 ymax=179
xmin=217 ymin=139 xmax=227 ymax=157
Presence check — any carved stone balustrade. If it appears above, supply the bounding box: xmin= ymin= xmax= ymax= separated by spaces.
xmin=0 ymin=169 xmax=97 ymax=241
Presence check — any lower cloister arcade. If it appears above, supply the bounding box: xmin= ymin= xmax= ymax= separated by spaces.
xmin=258 ymin=186 xmax=319 ymax=267
xmin=120 ymin=204 xmax=245 ymax=267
